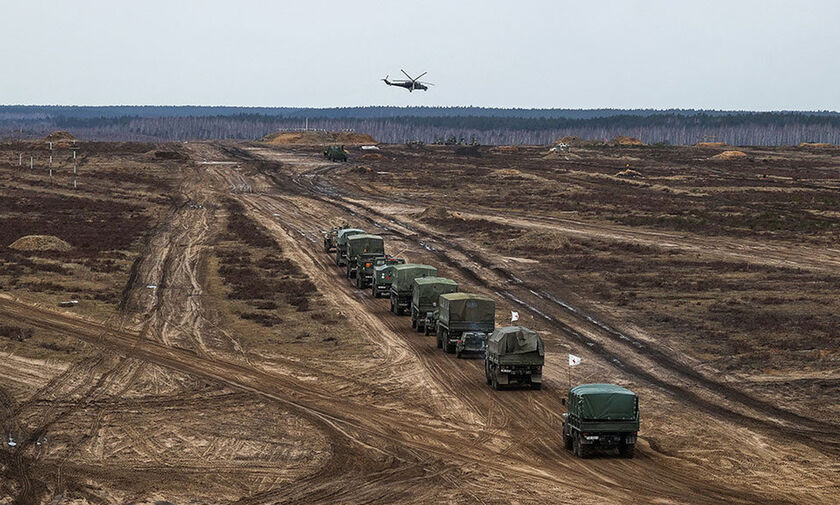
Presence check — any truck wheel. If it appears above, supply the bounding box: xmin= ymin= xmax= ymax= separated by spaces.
xmin=436 ymin=333 xmax=442 ymax=348
xmin=531 ymin=382 xmax=542 ymax=390
xmin=485 ymin=362 xmax=491 ymax=385
xmin=619 ymin=444 xmax=635 ymax=459
xmin=573 ymin=436 xmax=582 ymax=458
xmin=416 ymin=322 xmax=424 ymax=333
xmin=491 ymin=373 xmax=500 ymax=390
xmin=424 ymin=325 xmax=431 ymax=336
xmin=390 ymin=299 xmax=395 ymax=313
xmin=563 ymin=433 xmax=573 ymax=451
xmin=456 ymin=349 xmax=462 ymax=359
xmin=411 ymin=317 xmax=417 ymax=330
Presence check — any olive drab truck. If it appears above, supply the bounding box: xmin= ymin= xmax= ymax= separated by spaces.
xmin=344 ymin=234 xmax=385 ymax=283
xmin=323 ymin=224 xmax=351 ymax=253
xmin=484 ymin=326 xmax=544 ymax=390
xmin=335 ymin=228 xmax=365 ymax=266
xmin=324 ymin=145 xmax=348 ymax=162
xmin=389 ymin=264 xmax=437 ymax=315
xmin=410 ymin=277 xmax=458 ymax=333
xmin=436 ymin=293 xmax=495 ymax=354
xmin=562 ymin=384 xmax=639 ymax=459
xmin=371 ymin=257 xmax=405 ymax=297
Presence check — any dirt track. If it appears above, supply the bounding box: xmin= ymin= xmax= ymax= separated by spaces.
xmin=1 ymin=142 xmax=838 ymax=504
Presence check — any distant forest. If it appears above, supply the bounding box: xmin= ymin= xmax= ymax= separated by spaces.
xmin=1 ymin=106 xmax=839 ymax=145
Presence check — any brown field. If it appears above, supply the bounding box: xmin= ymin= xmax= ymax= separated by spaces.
xmin=0 ymin=139 xmax=838 ymax=504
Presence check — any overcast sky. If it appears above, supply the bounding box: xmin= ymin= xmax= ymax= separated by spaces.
xmin=1 ymin=0 xmax=837 ymax=110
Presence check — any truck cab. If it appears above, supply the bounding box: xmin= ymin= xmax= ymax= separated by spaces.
xmin=562 ymin=383 xmax=639 ymax=459
xmin=371 ymin=257 xmax=405 ymax=298
xmin=335 ymin=228 xmax=365 ymax=266
xmin=344 ymin=234 xmax=384 ymax=281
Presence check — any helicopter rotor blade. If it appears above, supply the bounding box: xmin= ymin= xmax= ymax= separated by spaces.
xmin=400 ymin=69 xmax=414 ymax=81
xmin=415 ymin=72 xmax=428 ymax=80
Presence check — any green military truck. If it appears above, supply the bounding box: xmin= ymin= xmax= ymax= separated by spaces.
xmin=371 ymin=257 xmax=405 ymax=298
xmin=334 ymin=228 xmax=365 ymax=266
xmin=389 ymin=264 xmax=437 ymax=315
xmin=324 ymin=145 xmax=348 ymax=162
xmin=484 ymin=326 xmax=544 ymax=390
xmin=345 ymin=234 xmax=385 ymax=282
xmin=410 ymin=277 xmax=458 ymax=332
xmin=323 ymin=224 xmax=351 ymax=253
xmin=436 ymin=293 xmax=495 ymax=354
xmin=456 ymin=331 xmax=488 ymax=359
xmin=562 ymin=384 xmax=639 ymax=459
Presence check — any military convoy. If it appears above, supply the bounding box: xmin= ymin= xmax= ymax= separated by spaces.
xmin=321 ymin=224 xmax=640 ymax=459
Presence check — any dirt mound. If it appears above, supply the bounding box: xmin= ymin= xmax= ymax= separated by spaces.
xmin=710 ymin=150 xmax=748 ymax=161
xmin=9 ymin=235 xmax=72 ymax=252
xmin=261 ymin=131 xmax=376 ymax=145
xmin=360 ymin=153 xmax=384 ymax=160
xmin=612 ymin=135 xmax=645 ymax=146
xmin=799 ymin=142 xmax=833 ymax=148
xmin=616 ymin=168 xmax=643 ymax=178
xmin=696 ymin=142 xmax=727 ymax=147
xmin=515 ymin=230 xmax=571 ymax=252
xmin=417 ymin=206 xmax=459 ymax=222
xmin=44 ymin=131 xmax=76 ymax=142
xmin=492 ymin=145 xmax=519 ymax=153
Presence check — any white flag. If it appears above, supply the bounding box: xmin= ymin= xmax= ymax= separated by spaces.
xmin=511 ymin=311 xmax=519 ymax=322
xmin=569 ymin=354 xmax=582 ymax=367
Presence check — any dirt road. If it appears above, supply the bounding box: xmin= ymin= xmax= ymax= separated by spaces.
xmin=1 ymin=142 xmax=837 ymax=504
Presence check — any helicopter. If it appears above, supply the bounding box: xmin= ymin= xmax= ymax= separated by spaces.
xmin=382 ymin=70 xmax=434 ymax=92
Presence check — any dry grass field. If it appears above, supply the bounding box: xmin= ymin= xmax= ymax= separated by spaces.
xmin=1 ymin=138 xmax=838 ymax=504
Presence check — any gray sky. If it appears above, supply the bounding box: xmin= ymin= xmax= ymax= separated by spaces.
xmin=2 ymin=0 xmax=838 ymax=110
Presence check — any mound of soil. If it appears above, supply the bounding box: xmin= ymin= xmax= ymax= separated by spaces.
xmin=799 ymin=142 xmax=833 ymax=148
xmin=515 ymin=230 xmax=570 ymax=252
xmin=417 ymin=206 xmax=458 ymax=222
xmin=696 ymin=142 xmax=727 ymax=147
xmin=154 ymin=150 xmax=189 ymax=160
xmin=616 ymin=168 xmax=643 ymax=178
xmin=710 ymin=150 xmax=748 ymax=161
xmin=612 ymin=135 xmax=645 ymax=146
xmin=360 ymin=153 xmax=384 ymax=160
xmin=492 ymin=146 xmax=519 ymax=153
xmin=262 ymin=131 xmax=376 ymax=145
xmin=10 ymin=235 xmax=72 ymax=252
xmin=44 ymin=131 xmax=76 ymax=142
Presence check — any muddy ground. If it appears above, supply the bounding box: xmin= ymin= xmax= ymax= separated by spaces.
xmin=0 ymin=140 xmax=838 ymax=504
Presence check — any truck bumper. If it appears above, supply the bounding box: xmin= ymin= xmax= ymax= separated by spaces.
xmin=497 ymin=372 xmax=541 ymax=385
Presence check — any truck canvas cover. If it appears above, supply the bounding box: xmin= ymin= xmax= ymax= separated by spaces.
xmin=391 ymin=264 xmax=437 ymax=292
xmin=412 ymin=277 xmax=458 ymax=308
xmin=336 ymin=228 xmax=365 ymax=246
xmin=569 ymin=384 xmax=638 ymax=421
xmin=439 ymin=293 xmax=495 ymax=324
xmin=346 ymin=234 xmax=384 ymax=257
xmin=487 ymin=326 xmax=544 ymax=362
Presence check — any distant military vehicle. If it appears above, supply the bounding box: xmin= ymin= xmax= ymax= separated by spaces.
xmin=345 ymin=234 xmax=385 ymax=281
xmin=371 ymin=256 xmax=405 ymax=298
xmin=323 ymin=224 xmax=351 ymax=253
xmin=335 ymin=228 xmax=365 ymax=266
xmin=324 ymin=145 xmax=348 ymax=162
xmin=562 ymin=384 xmax=639 ymax=459
xmin=484 ymin=326 xmax=544 ymax=390
xmin=436 ymin=293 xmax=495 ymax=353
xmin=456 ymin=331 xmax=487 ymax=359
xmin=389 ymin=264 xmax=437 ymax=315
xmin=410 ymin=277 xmax=458 ymax=332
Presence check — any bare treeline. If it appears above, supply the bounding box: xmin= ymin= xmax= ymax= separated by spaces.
xmin=2 ymin=109 xmax=839 ymax=145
